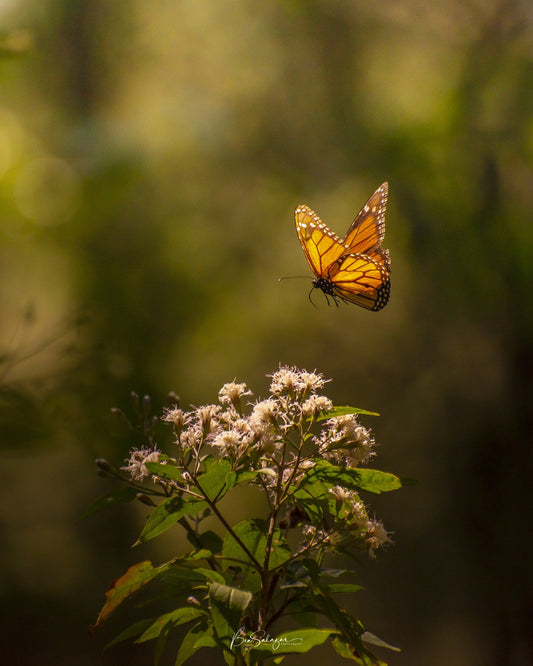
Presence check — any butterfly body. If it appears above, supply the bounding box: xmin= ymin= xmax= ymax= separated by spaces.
xmin=312 ymin=276 xmax=336 ymax=297
xmin=294 ymin=182 xmax=391 ymax=311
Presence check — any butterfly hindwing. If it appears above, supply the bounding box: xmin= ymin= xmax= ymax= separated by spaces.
xmin=327 ymin=253 xmax=391 ymax=311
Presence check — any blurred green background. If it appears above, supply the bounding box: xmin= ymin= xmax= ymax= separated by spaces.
xmin=1 ymin=1 xmax=532 ymax=664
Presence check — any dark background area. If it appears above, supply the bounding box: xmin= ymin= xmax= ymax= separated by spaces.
xmin=0 ymin=1 xmax=532 ymax=664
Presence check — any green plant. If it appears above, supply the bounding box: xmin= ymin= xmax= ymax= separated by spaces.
xmin=89 ymin=366 xmax=404 ymax=664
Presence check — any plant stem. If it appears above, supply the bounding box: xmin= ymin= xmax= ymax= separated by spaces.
xmin=194 ymin=477 xmax=263 ymax=571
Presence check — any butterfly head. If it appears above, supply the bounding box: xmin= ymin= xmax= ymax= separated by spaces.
xmin=312 ymin=276 xmax=341 ymax=307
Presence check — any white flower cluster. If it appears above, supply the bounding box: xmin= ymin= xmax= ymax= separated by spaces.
xmin=121 ymin=366 xmax=390 ymax=557
xmin=314 ymin=413 xmax=375 ymax=468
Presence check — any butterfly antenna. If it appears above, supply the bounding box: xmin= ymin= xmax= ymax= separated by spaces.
xmin=278 ymin=276 xmax=310 ymax=282
xmin=279 ymin=275 xmax=319 ymax=309
xmin=307 ymin=287 xmax=318 ymax=309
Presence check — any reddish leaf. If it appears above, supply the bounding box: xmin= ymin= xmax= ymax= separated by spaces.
xmin=90 ymin=560 xmax=169 ymax=634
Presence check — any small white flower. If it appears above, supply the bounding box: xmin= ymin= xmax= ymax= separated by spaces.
xmin=269 ymin=366 xmax=330 ymax=398
xmin=268 ymin=366 xmax=301 ymax=396
xmin=250 ymin=399 xmax=278 ymax=428
xmin=328 ymin=485 xmax=352 ymax=502
xmin=212 ymin=423 xmax=253 ymax=458
xmin=365 ymin=519 xmax=391 ymax=558
xmin=301 ymin=525 xmax=317 ymax=539
xmin=212 ymin=430 xmax=241 ymax=454
xmin=161 ymin=407 xmax=190 ymax=438
xmin=296 ymin=370 xmax=328 ymax=395
xmin=349 ymin=500 xmax=367 ymax=525
xmin=181 ymin=470 xmax=193 ymax=483
xmin=179 ymin=426 xmax=201 ymax=451
xmin=302 ymin=395 xmax=332 ymax=417
xmin=317 ymin=415 xmax=375 ymax=466
xmin=218 ymin=382 xmax=253 ymax=408
xmin=122 ymin=447 xmax=161 ymax=482
xmin=195 ymin=405 xmax=222 ymax=437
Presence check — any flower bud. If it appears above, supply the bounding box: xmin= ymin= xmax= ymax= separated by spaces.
xmin=136 ymin=493 xmax=156 ymax=507
xmin=95 ymin=458 xmax=113 ymax=472
xmin=167 ymin=391 xmax=180 ymax=407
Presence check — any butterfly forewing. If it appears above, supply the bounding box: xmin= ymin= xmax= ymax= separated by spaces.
xmin=343 ymin=182 xmax=388 ymax=255
xmin=294 ymin=204 xmax=347 ymax=277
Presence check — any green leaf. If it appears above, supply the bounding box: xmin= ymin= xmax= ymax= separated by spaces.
xmin=187 ymin=530 xmax=223 ymax=554
xmin=184 ymin=548 xmax=213 ymax=561
xmin=292 ymin=480 xmax=331 ymax=523
xmin=176 ymin=621 xmax=217 ymax=666
xmin=145 ymin=461 xmax=184 ymax=482
xmin=331 ymin=636 xmax=357 ymax=661
xmin=193 ymin=626 xmax=219 ymax=648
xmin=135 ymin=607 xmax=205 ymax=643
xmin=155 ymin=619 xmax=175 ymax=666
xmin=223 ymin=649 xmax=236 ymax=665
xmin=81 ymin=485 xmax=139 ymax=518
xmin=361 ymin=631 xmax=401 ymax=652
xmin=324 ymin=583 xmax=364 ymax=594
xmin=320 ymin=568 xmax=348 ymax=577
xmin=316 ymin=406 xmax=380 ymax=421
xmin=342 ymin=468 xmax=402 ymax=494
xmin=248 ymin=628 xmax=336 ymax=657
xmin=286 ymin=610 xmax=319 ymax=628
xmin=310 ymin=584 xmax=365 ymax=646
xmin=222 ymin=519 xmax=290 ymax=570
xmin=105 ymin=618 xmax=155 ymax=648
xmin=304 ymin=460 xmax=402 ymax=494
xmin=298 ymin=557 xmax=321 ymax=581
xmin=159 ymin=563 xmax=212 ymax=587
xmin=135 ymin=495 xmax=208 ymax=545
xmin=351 ymin=469 xmax=401 ymax=492
xmin=235 ymin=468 xmax=273 ymax=484
xmin=331 ymin=636 xmax=388 ymax=664
xmin=196 ymin=459 xmax=233 ymax=501
xmin=210 ymin=582 xmax=253 ymax=615
xmin=191 ymin=567 xmax=226 ymax=585
xmin=209 ymin=582 xmax=253 ymax=647
xmin=307 ymin=590 xmax=390 ymax=664
xmin=225 ymin=470 xmax=238 ymax=491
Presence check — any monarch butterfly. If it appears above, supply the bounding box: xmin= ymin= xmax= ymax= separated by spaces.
xmin=294 ymin=182 xmax=391 ymax=311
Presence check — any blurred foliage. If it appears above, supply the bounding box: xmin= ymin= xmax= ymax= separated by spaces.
xmin=0 ymin=1 xmax=532 ymax=665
